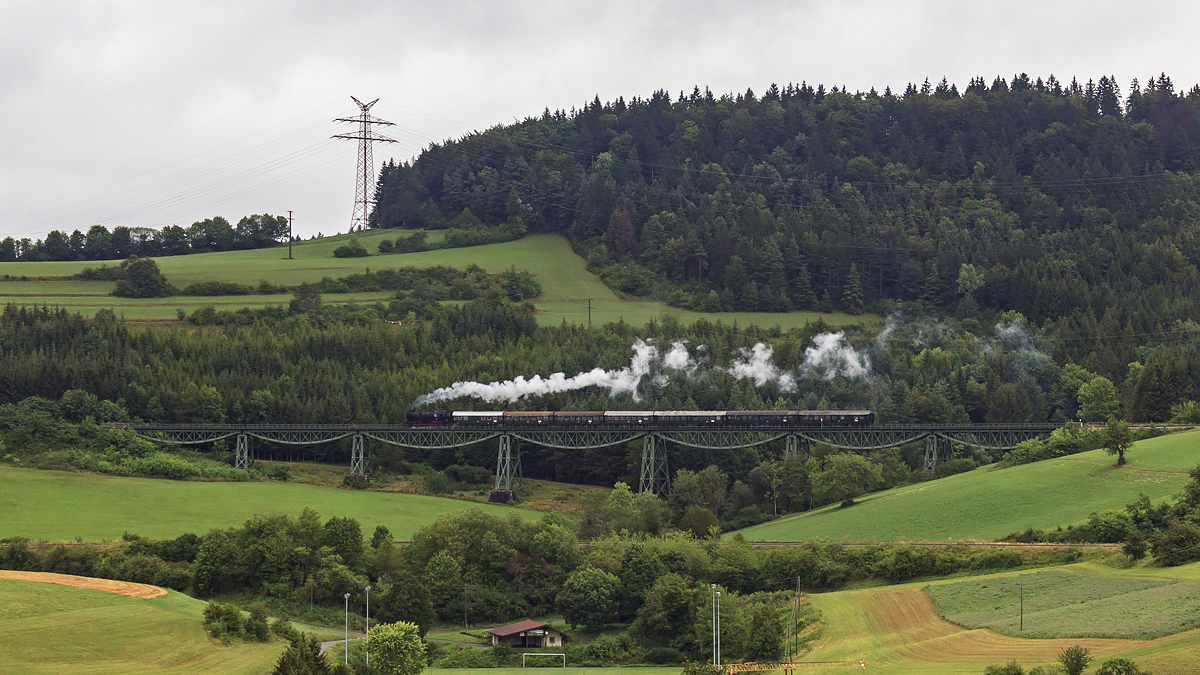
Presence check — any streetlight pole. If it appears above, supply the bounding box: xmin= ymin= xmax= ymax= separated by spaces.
xmin=716 ymin=591 xmax=722 ymax=666
xmin=365 ymin=586 xmax=371 ymax=665
xmin=710 ymin=584 xmax=716 ymax=664
xmin=344 ymin=592 xmax=351 ymax=665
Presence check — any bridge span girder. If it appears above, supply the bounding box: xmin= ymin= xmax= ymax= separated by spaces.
xmin=127 ymin=423 xmax=1058 ymax=488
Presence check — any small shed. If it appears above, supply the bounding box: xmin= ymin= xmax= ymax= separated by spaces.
xmin=486 ymin=620 xmax=565 ymax=648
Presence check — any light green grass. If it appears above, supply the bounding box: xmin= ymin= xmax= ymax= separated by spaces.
xmin=736 ymin=429 xmax=1200 ymax=543
xmin=0 ymin=579 xmax=285 ymax=674
xmin=0 ymin=232 xmax=869 ymax=328
xmin=0 ymin=464 xmax=537 ymax=541
xmin=926 ymin=568 xmax=1200 ymax=639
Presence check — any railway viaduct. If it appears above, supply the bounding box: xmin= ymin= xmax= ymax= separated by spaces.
xmin=128 ymin=422 xmax=1059 ymax=496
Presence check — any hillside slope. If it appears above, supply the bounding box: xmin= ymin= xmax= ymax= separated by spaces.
xmin=0 ymin=232 xmax=866 ymax=328
xmin=0 ymin=579 xmax=285 ymax=674
xmin=736 ymin=429 xmax=1200 ymax=543
xmin=0 ymin=465 xmax=538 ymax=541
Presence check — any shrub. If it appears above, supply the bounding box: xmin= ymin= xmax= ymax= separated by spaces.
xmin=333 ymin=239 xmax=369 ymax=258
xmin=1095 ymin=657 xmax=1150 ymax=675
xmin=1152 ymin=521 xmax=1200 ymax=566
xmin=678 ymin=506 xmax=719 ymax=538
xmin=645 ymin=647 xmax=685 ymax=664
xmin=444 ymin=464 xmax=491 ymax=484
xmin=377 ymin=239 xmax=395 ymax=253
xmin=934 ymin=458 xmax=977 ymax=478
xmin=970 ymin=548 xmax=1023 ymax=570
xmin=425 ymin=471 xmax=450 ymax=494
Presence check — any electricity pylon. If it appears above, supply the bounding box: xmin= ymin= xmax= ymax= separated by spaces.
xmin=333 ymin=97 xmax=397 ymax=231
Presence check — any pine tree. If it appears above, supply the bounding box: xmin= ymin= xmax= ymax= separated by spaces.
xmin=842 ymin=263 xmax=864 ymax=315
xmin=922 ymin=259 xmax=944 ymax=306
xmin=793 ymin=263 xmax=817 ymax=309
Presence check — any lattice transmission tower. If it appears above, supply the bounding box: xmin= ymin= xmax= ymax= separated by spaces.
xmin=333 ymin=97 xmax=397 ymax=231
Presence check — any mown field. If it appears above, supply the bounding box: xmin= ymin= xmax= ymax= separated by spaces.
xmin=736 ymin=429 xmax=1200 ymax=543
xmin=0 ymin=464 xmax=538 ymax=541
xmin=0 ymin=578 xmax=285 ymax=674
xmin=0 ymin=232 xmax=868 ymax=328
xmin=801 ymin=561 xmax=1200 ymax=674
xmin=927 ymin=567 xmax=1200 ymax=639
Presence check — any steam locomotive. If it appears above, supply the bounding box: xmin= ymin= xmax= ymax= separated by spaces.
xmin=405 ymin=410 xmax=874 ymax=427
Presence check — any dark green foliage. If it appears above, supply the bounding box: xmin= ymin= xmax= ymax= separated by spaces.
xmin=1151 ymin=521 xmax=1200 ymax=566
xmin=370 ymin=525 xmax=392 ymax=550
xmin=374 ymin=571 xmax=434 ymax=637
xmin=644 ymin=648 xmax=685 ymax=664
xmin=112 ymin=257 xmax=173 ymax=298
xmin=1057 ymin=645 xmax=1093 ymax=675
xmin=443 ymin=464 xmax=491 ymax=484
xmin=332 ymin=239 xmax=369 ymax=258
xmin=203 ymin=600 xmax=245 ymax=639
xmin=246 ymin=605 xmax=271 ymax=642
xmin=678 ymin=506 xmax=719 ymax=538
xmin=933 ymin=458 xmax=977 ymax=478
xmin=1094 ymin=658 xmax=1151 ymax=675
xmin=557 ymin=567 xmax=620 ymax=631
xmin=1103 ymin=416 xmax=1134 ymax=465
xmin=744 ymin=603 xmax=784 ymax=662
xmin=983 ymin=663 xmax=1025 ymax=675
xmin=324 ymin=517 xmax=365 ymax=572
xmin=272 ymin=634 xmax=332 ymax=675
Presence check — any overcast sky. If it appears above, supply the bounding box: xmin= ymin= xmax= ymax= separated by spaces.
xmin=1 ymin=0 xmax=1198 ymax=241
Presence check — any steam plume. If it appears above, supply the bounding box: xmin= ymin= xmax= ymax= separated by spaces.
xmin=800 ymin=331 xmax=870 ymax=380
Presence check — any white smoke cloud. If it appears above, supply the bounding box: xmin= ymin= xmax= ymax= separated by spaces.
xmin=725 ymin=343 xmax=797 ymax=392
xmin=874 ymin=311 xmax=901 ymax=350
xmin=413 ymin=339 xmax=661 ymax=406
xmin=800 ymin=331 xmax=871 ymax=380
xmin=412 ymin=338 xmax=805 ymax=406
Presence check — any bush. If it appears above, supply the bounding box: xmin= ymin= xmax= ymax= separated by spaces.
xmin=1152 ymin=521 xmax=1200 ymax=566
xmin=644 ymin=647 xmax=685 ymax=664
xmin=377 ymin=239 xmax=395 ymax=253
xmin=934 ymin=458 xmax=977 ymax=478
xmin=678 ymin=506 xmax=719 ymax=538
xmin=970 ymin=549 xmax=1023 ymax=570
xmin=444 ymin=464 xmax=491 ymax=484
xmin=333 ymin=239 xmax=369 ymax=258
xmin=179 ymin=281 xmax=250 ymax=296
xmin=425 ymin=471 xmax=450 ymax=494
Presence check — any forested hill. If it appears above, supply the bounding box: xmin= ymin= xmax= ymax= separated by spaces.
xmin=373 ymin=74 xmax=1200 ymax=359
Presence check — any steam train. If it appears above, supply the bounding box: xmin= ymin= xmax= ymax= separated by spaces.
xmin=405 ymin=410 xmax=874 ymax=427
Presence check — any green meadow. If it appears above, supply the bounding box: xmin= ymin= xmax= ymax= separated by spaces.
xmin=0 ymin=232 xmax=868 ymax=328
xmin=736 ymin=429 xmax=1200 ymax=543
xmin=0 ymin=465 xmax=538 ymax=541
xmin=0 ymin=579 xmax=285 ymax=674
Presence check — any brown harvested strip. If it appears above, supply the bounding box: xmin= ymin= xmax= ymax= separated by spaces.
xmin=0 ymin=570 xmax=167 ymax=599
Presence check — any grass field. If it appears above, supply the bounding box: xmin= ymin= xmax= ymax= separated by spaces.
xmin=0 ymin=464 xmax=538 ymax=541
xmin=0 ymin=232 xmax=868 ymax=328
xmin=799 ymin=561 xmax=1200 ymax=674
xmin=0 ymin=578 xmax=285 ymax=674
xmin=926 ymin=568 xmax=1200 ymax=639
xmin=736 ymin=429 xmax=1200 ymax=543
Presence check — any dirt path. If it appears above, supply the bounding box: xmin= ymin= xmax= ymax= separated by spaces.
xmin=0 ymin=570 xmax=166 ymax=599
xmin=318 ymin=631 xmax=366 ymax=656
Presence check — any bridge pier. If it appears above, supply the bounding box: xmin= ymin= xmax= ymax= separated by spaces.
xmin=348 ymin=434 xmax=370 ymax=478
xmin=923 ymin=435 xmax=954 ymax=472
xmin=639 ymin=434 xmax=670 ymax=495
xmin=784 ymin=434 xmax=809 ymax=459
xmin=493 ymin=434 xmax=522 ymax=493
xmin=235 ymin=433 xmax=252 ymax=470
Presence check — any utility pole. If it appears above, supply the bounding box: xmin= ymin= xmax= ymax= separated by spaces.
xmin=333 ymin=97 xmax=397 ymax=232
xmin=716 ymin=591 xmax=722 ymax=666
xmin=288 ymin=210 xmax=294 ymax=260
xmin=1019 ymin=583 xmax=1024 ymax=631
xmin=464 ymin=586 xmax=469 ymax=630
xmin=710 ymin=584 xmax=716 ymax=664
xmin=587 ymin=298 xmax=593 ymax=329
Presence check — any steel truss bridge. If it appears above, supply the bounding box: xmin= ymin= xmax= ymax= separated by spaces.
xmin=128 ymin=422 xmax=1058 ymax=495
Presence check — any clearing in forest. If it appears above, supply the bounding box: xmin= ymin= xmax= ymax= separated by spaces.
xmin=0 ymin=232 xmax=868 ymax=328
xmin=736 ymin=429 xmax=1200 ymax=543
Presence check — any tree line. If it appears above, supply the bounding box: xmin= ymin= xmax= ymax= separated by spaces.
xmin=2 ymin=214 xmax=291 ymax=262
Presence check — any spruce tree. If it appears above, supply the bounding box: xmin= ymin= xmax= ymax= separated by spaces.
xmin=842 ymin=263 xmax=864 ymax=315
xmin=793 ymin=263 xmax=817 ymax=309
xmin=921 ymin=259 xmax=944 ymax=306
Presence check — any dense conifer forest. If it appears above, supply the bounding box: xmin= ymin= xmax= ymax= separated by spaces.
xmin=373 ymin=73 xmax=1200 ymax=370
